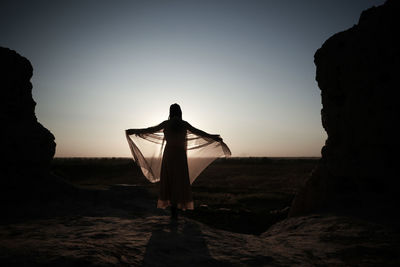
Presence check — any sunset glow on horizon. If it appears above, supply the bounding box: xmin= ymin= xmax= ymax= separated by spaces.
xmin=1 ymin=0 xmax=384 ymax=157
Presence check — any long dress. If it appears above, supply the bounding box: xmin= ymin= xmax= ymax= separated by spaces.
xmin=125 ymin=117 xmax=231 ymax=210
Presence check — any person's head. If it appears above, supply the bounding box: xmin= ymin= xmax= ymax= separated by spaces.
xmin=169 ymin=103 xmax=182 ymax=119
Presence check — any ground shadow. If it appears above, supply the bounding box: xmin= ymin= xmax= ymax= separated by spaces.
xmin=142 ymin=219 xmax=226 ymax=266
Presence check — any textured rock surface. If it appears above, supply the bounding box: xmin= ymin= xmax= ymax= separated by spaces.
xmin=1 ymin=213 xmax=398 ymax=266
xmin=290 ymin=0 xmax=400 ymax=216
xmin=0 ymin=47 xmax=56 ymax=193
xmin=1 ymin=183 xmax=399 ymax=266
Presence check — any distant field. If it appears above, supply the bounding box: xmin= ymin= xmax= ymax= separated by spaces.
xmin=52 ymin=157 xmax=319 ymax=234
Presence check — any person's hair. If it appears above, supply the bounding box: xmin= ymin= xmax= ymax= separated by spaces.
xmin=169 ymin=103 xmax=182 ymax=119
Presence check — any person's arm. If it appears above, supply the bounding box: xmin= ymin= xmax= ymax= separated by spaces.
xmin=185 ymin=121 xmax=222 ymax=141
xmin=126 ymin=121 xmax=166 ymax=135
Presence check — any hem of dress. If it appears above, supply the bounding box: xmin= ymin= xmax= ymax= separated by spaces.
xmin=157 ymin=199 xmax=194 ymax=210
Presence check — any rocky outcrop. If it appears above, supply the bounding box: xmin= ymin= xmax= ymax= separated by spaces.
xmin=290 ymin=0 xmax=400 ymax=216
xmin=0 ymin=215 xmax=398 ymax=266
xmin=0 ymin=47 xmax=56 ymax=190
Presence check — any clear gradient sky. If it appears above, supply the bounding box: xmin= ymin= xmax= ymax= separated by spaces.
xmin=1 ymin=0 xmax=384 ymax=157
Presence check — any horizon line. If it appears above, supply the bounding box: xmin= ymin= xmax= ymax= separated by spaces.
xmin=53 ymin=156 xmax=321 ymax=159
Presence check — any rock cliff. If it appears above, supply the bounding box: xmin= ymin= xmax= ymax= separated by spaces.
xmin=290 ymin=0 xmax=400 ymax=216
xmin=0 ymin=47 xmax=56 ymax=194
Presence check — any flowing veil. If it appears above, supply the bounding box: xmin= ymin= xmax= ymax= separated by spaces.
xmin=126 ymin=127 xmax=231 ymax=184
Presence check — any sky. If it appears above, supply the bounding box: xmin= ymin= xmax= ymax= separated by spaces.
xmin=1 ymin=0 xmax=385 ymax=157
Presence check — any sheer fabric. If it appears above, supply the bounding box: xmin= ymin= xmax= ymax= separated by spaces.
xmin=125 ymin=119 xmax=231 ymax=185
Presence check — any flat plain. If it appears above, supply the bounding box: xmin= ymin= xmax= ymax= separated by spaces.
xmin=51 ymin=157 xmax=318 ymax=234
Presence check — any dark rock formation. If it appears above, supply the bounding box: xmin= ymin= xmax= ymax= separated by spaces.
xmin=1 ymin=215 xmax=399 ymax=266
xmin=290 ymin=0 xmax=400 ymax=217
xmin=0 ymin=47 xmax=56 ymax=194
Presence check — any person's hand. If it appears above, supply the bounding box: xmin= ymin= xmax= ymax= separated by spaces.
xmin=126 ymin=129 xmax=134 ymax=135
xmin=213 ymin=135 xmax=222 ymax=142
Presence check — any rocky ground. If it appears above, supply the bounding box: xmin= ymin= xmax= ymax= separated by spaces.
xmin=1 ymin=184 xmax=399 ymax=266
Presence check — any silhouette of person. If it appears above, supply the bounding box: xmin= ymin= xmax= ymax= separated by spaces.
xmin=125 ymin=103 xmax=230 ymax=220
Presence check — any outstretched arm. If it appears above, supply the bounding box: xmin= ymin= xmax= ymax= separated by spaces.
xmin=185 ymin=121 xmax=222 ymax=141
xmin=126 ymin=121 xmax=166 ymax=135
